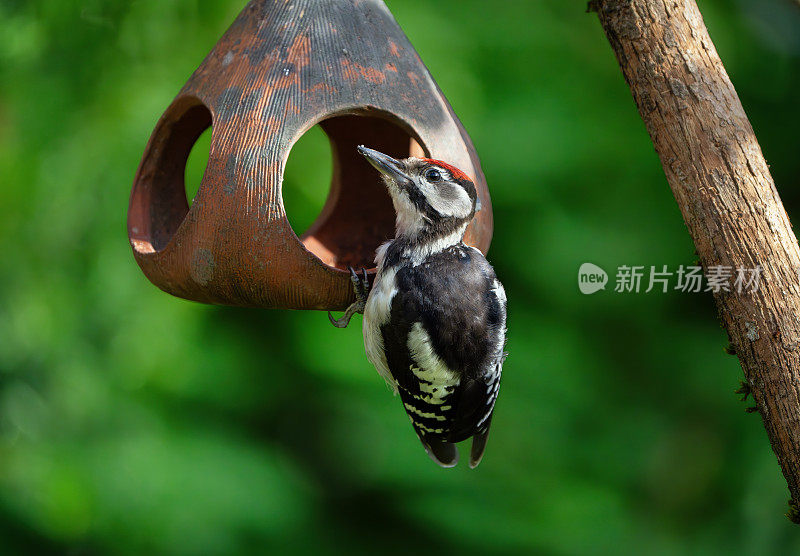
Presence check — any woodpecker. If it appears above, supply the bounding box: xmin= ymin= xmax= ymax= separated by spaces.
xmin=329 ymin=146 xmax=507 ymax=468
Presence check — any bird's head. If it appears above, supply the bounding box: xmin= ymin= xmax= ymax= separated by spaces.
xmin=358 ymin=145 xmax=480 ymax=243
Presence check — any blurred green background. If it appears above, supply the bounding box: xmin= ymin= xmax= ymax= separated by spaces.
xmin=1 ymin=0 xmax=800 ymax=553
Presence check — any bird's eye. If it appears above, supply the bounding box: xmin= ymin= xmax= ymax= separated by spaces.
xmin=425 ymin=168 xmax=442 ymax=182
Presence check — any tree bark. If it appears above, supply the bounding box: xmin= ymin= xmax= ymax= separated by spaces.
xmin=590 ymin=0 xmax=800 ymax=521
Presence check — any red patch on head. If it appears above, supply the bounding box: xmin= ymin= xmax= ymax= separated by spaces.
xmin=420 ymin=158 xmax=472 ymax=183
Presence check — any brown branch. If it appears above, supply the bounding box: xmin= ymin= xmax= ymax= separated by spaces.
xmin=590 ymin=0 xmax=800 ymax=522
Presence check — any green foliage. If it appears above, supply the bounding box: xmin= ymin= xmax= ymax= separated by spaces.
xmin=0 ymin=0 xmax=799 ymax=553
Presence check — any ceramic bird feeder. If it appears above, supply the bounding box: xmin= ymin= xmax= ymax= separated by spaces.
xmin=127 ymin=0 xmax=493 ymax=311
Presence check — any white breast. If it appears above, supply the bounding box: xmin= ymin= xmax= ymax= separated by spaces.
xmin=363 ymin=242 xmax=399 ymax=391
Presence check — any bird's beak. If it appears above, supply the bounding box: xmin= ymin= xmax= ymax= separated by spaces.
xmin=357 ymin=145 xmax=411 ymax=185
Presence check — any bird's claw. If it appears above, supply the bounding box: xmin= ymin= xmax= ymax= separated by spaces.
xmin=350 ymin=266 xmax=369 ymax=305
xmin=328 ymin=311 xmax=350 ymax=328
xmin=328 ymin=266 xmax=370 ymax=328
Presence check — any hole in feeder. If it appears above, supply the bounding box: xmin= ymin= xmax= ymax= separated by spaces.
xmin=185 ymin=126 xmax=212 ymax=206
xmin=129 ymin=96 xmax=211 ymax=254
xmin=287 ymin=112 xmax=426 ymax=272
xmin=282 ymin=125 xmax=333 ymax=238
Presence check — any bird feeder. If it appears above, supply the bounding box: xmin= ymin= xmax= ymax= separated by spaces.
xmin=127 ymin=0 xmax=493 ymax=311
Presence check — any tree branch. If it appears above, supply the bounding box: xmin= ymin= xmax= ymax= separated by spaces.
xmin=591 ymin=0 xmax=800 ymax=521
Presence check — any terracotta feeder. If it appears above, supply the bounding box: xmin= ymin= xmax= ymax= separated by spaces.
xmin=128 ymin=0 xmax=492 ymax=311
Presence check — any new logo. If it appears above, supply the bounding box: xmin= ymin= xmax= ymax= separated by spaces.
xmin=578 ymin=263 xmax=608 ymax=295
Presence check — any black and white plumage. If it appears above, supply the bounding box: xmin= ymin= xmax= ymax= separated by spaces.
xmin=332 ymin=146 xmax=507 ymax=468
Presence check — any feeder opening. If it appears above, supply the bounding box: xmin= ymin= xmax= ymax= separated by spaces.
xmin=283 ymin=125 xmax=333 ymax=239
xmin=129 ymin=96 xmax=211 ymax=254
xmin=287 ymin=112 xmax=427 ymax=272
xmin=185 ymin=126 xmax=212 ymax=206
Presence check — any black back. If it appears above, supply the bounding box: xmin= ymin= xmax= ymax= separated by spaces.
xmin=380 ymin=243 xmax=506 ymax=443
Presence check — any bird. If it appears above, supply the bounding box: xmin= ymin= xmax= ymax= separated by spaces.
xmin=328 ymin=145 xmax=507 ymax=468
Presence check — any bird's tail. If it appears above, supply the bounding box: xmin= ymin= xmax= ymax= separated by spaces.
xmin=468 ymin=416 xmax=493 ymax=469
xmin=419 ymin=435 xmax=458 ymax=468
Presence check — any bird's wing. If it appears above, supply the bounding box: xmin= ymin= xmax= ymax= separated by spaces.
xmin=381 ymin=246 xmax=507 ymax=466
